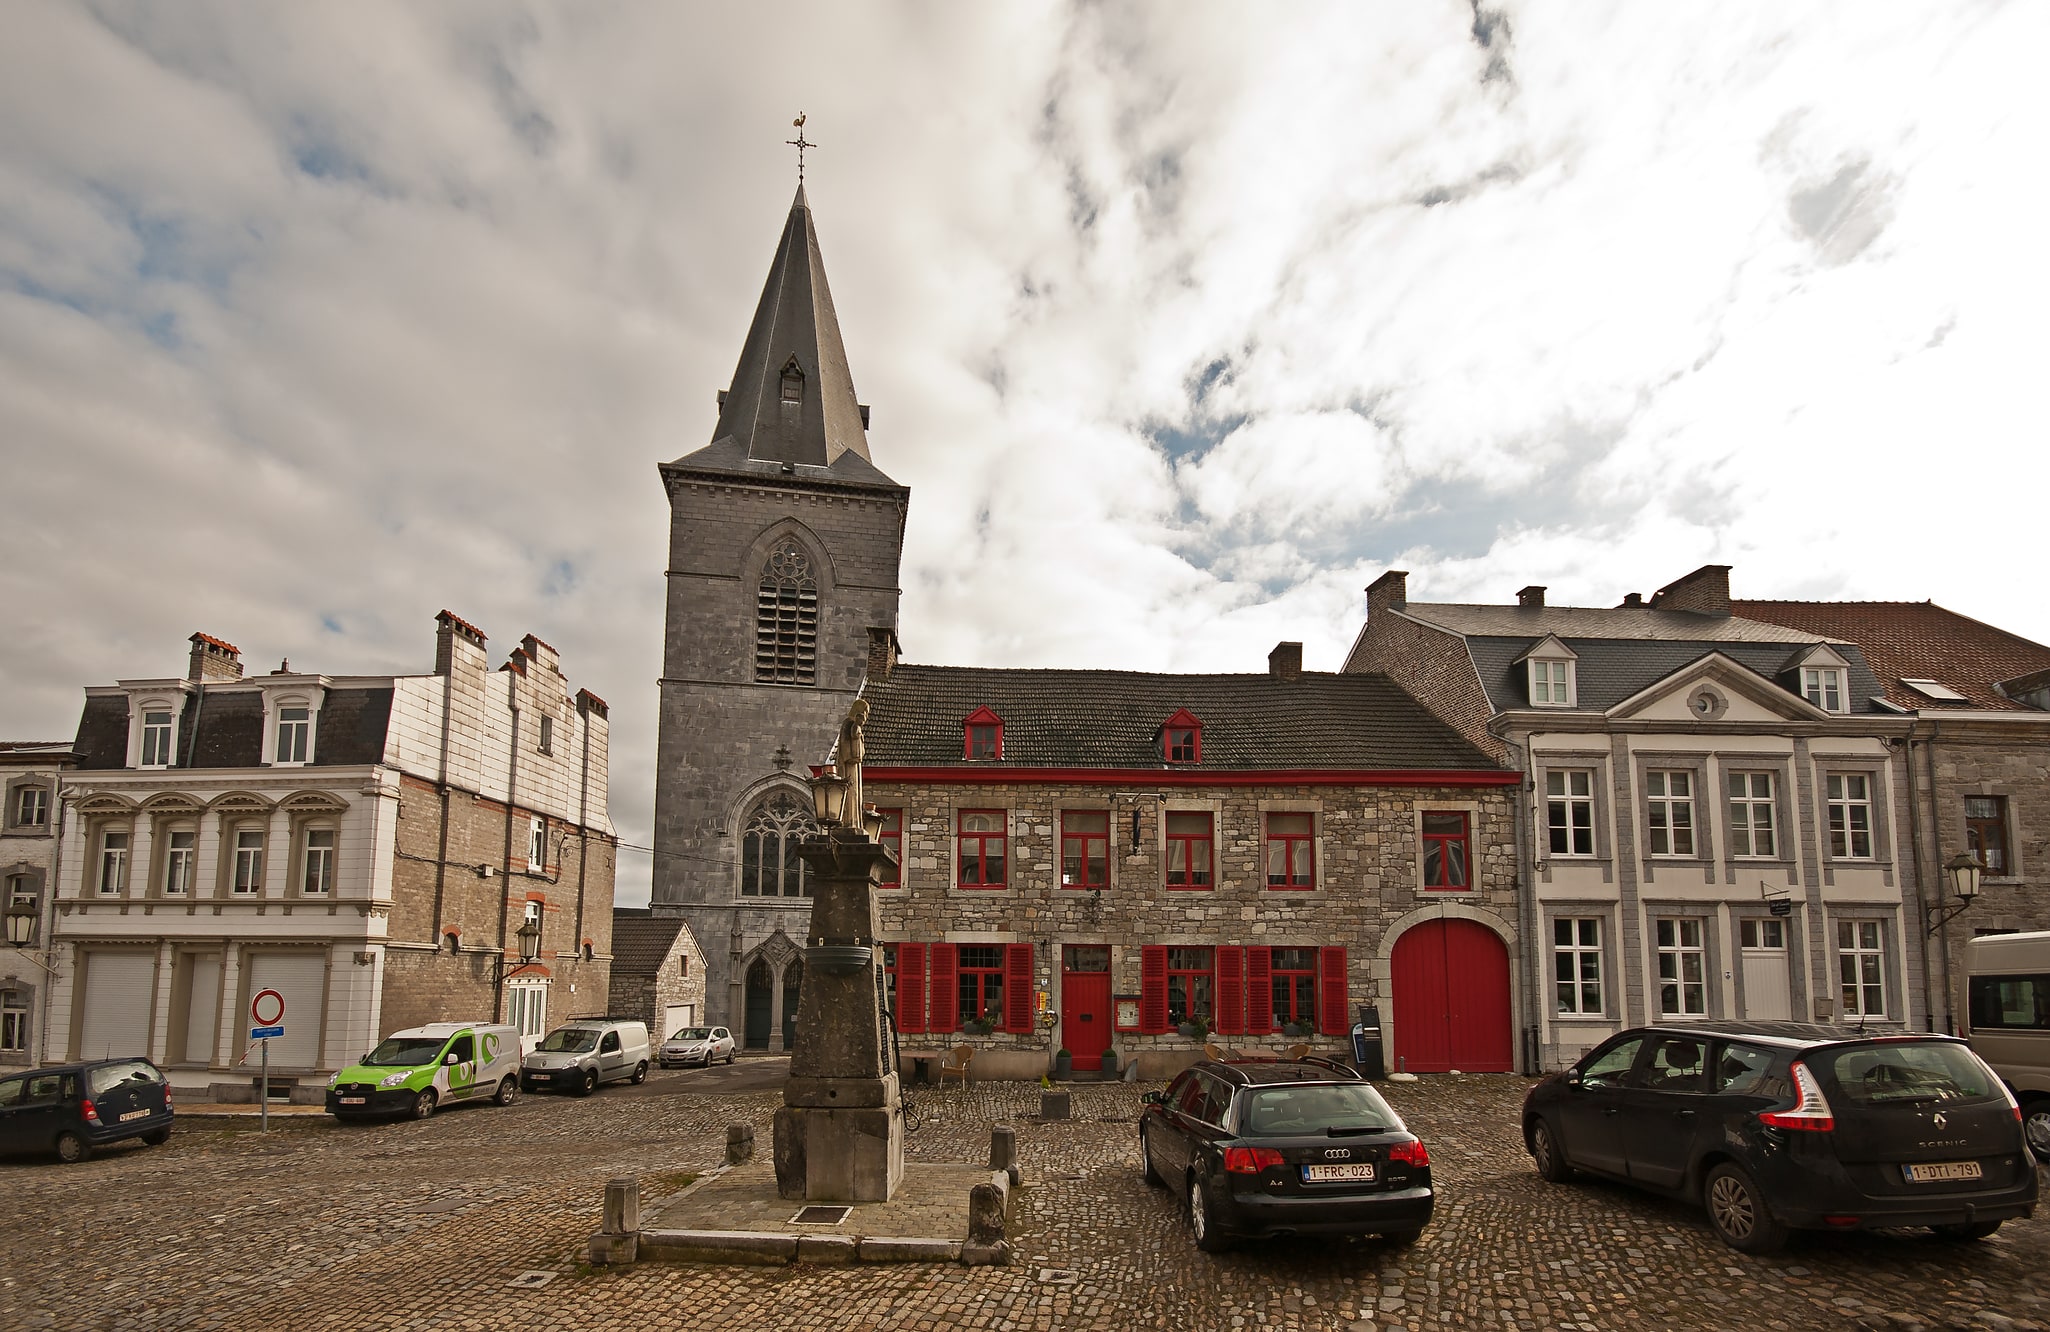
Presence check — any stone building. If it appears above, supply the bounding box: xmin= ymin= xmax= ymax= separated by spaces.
xmin=609 ymin=907 xmax=708 ymax=1041
xmin=2 ymin=741 xmax=74 ymax=1068
xmin=1347 ymin=567 xmax=1925 ymax=1070
xmin=48 ymin=619 xmax=615 ymax=1102
xmin=1734 ymin=598 xmax=2050 ymax=1034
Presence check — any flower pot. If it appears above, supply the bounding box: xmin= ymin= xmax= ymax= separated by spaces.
xmin=1177 ymin=1023 xmax=1198 ymax=1039
xmin=1053 ymin=1051 xmax=1072 ymax=1080
xmin=1101 ymin=1049 xmax=1119 ymax=1077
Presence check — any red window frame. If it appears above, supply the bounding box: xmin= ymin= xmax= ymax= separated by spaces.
xmin=957 ymin=945 xmax=1006 ymax=1029
xmin=957 ymin=809 xmax=1007 ymax=888
xmin=1161 ymin=708 xmax=1203 ymax=764
xmin=1165 ymin=946 xmax=1214 ymax=1029
xmin=1164 ymin=810 xmax=1213 ymax=890
xmin=1269 ymin=947 xmax=1318 ymax=1028
xmin=1212 ymin=947 xmax=1350 ymax=1037
xmin=1060 ymin=809 xmax=1109 ymax=888
xmin=1264 ymin=812 xmax=1315 ymax=889
xmin=1421 ymin=810 xmax=1472 ymax=889
xmin=962 ymin=706 xmax=1003 ymax=760
xmin=876 ymin=807 xmax=903 ymax=889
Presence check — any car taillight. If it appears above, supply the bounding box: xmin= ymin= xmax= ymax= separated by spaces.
xmin=1758 ymin=1059 xmax=1835 ymax=1132
xmin=82 ymin=1099 xmax=101 ymax=1125
xmin=1223 ymin=1146 xmax=1285 ymax=1174
xmin=1388 ymin=1138 xmax=1429 ymax=1167
xmin=162 ymin=1085 xmax=174 ymax=1111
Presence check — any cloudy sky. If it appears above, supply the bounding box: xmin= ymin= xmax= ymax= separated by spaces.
xmin=5 ymin=2 xmax=2045 ymax=904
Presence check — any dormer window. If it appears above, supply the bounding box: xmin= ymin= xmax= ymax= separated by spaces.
xmin=779 ymin=359 xmax=804 ymax=404
xmin=1802 ymin=667 xmax=1845 ymax=713
xmin=275 ymin=706 xmax=312 ymax=764
xmin=1522 ymin=636 xmax=1578 ymax=707
xmin=962 ymin=707 xmax=1003 ymax=760
xmin=1161 ymin=709 xmax=1203 ymax=764
xmin=139 ymin=709 xmax=175 ymax=767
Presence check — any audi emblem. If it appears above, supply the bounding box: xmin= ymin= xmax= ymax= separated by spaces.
xmin=1323 ymin=1148 xmax=1351 ymax=1160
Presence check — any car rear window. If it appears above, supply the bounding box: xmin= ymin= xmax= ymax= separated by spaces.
xmin=88 ymin=1060 xmax=164 ymax=1096
xmin=1818 ymin=1041 xmax=2000 ymax=1106
xmin=1241 ymin=1083 xmax=1393 ymax=1135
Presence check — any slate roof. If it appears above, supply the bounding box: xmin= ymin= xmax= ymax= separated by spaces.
xmin=1734 ymin=600 xmax=2050 ymax=712
xmin=1464 ymin=637 xmax=1888 ymax=714
xmin=611 ymin=910 xmax=690 ymax=977
xmin=1401 ymin=603 xmax=1813 ymax=644
xmin=860 ymin=665 xmax=1505 ymax=771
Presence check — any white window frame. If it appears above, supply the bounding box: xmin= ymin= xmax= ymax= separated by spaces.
xmin=231 ymin=828 xmax=266 ymax=895
xmin=14 ymin=783 xmax=48 ymax=829
xmin=1727 ymin=771 xmax=1778 ymax=858
xmin=1644 ymin=770 xmax=1695 ymax=858
xmin=274 ymin=705 xmax=313 ymax=765
xmin=507 ymin=979 xmax=548 ymax=1042
xmin=1802 ymin=667 xmax=1845 ymax=714
xmin=301 ymin=827 xmax=336 ymax=896
xmin=1529 ymin=658 xmax=1576 ymax=707
xmin=1545 ymin=769 xmax=1596 ymax=857
xmin=1836 ymin=919 xmax=1887 ymax=1018
xmin=162 ymin=827 xmax=196 ymax=897
xmin=1825 ymin=773 xmax=1873 ymax=859
xmin=1552 ymin=917 xmax=1603 ymax=1016
xmin=527 ymin=816 xmax=547 ymax=873
xmin=97 ymin=827 xmax=130 ymax=895
xmin=0 ymin=989 xmax=27 ymax=1053
xmin=139 ymin=709 xmax=176 ymax=768
xmin=1655 ymin=917 xmax=1708 ymax=1016
xmin=538 ymin=715 xmax=554 ymax=756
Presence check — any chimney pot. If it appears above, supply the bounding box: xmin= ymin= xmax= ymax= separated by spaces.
xmin=1516 ymin=585 xmax=1547 ymax=609
xmin=866 ymin=627 xmax=900 ymax=683
xmin=1620 ymin=592 xmax=1644 ymax=608
xmin=188 ymin=633 xmax=243 ymax=682
xmin=1648 ymin=565 xmax=1732 ymax=618
xmin=1268 ymin=642 xmax=1304 ymax=681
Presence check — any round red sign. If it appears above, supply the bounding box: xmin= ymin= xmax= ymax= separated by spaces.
xmin=250 ymin=988 xmax=286 ymax=1026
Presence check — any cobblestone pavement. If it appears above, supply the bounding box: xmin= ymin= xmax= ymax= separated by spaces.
xmin=2 ymin=1069 xmax=2044 ymax=1331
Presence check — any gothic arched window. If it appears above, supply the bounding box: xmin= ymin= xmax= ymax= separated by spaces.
xmin=739 ymin=789 xmax=816 ymax=897
xmin=755 ymin=541 xmax=818 ymax=685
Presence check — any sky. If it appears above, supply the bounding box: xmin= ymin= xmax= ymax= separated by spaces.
xmin=5 ymin=2 xmax=2046 ymax=906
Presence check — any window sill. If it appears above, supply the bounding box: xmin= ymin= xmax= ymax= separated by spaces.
xmin=1551 ymin=1014 xmax=1612 ymax=1024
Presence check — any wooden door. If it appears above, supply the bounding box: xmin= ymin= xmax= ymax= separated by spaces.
xmin=1061 ymin=970 xmax=1113 ymax=1070
xmin=1391 ymin=919 xmax=1513 ymax=1073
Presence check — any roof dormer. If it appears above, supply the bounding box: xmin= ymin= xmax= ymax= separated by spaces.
xmin=1516 ymin=635 xmax=1579 ymax=707
xmin=1161 ymin=708 xmax=1204 ymax=764
xmin=1785 ymin=644 xmax=1851 ymax=714
xmin=962 ymin=706 xmax=1004 ymax=760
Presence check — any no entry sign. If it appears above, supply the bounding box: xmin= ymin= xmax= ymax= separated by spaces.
xmin=250 ymin=987 xmax=286 ymax=1040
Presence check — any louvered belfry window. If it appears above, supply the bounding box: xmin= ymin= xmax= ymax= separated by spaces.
xmin=755 ymin=542 xmax=818 ymax=684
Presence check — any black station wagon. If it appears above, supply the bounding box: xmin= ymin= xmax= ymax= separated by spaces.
xmin=0 ymin=1058 xmax=174 ymax=1163
xmin=1523 ymin=1022 xmax=2038 ymax=1252
xmin=1140 ymin=1057 xmax=1434 ymax=1251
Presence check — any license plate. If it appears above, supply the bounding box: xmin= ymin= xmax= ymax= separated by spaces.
xmin=119 ymin=1109 xmax=150 ymax=1122
xmin=340 ymin=1097 xmax=366 ymax=1105
xmin=1904 ymin=1160 xmax=1983 ymax=1183
xmin=1303 ymin=1163 xmax=1376 ymax=1182
xmin=531 ymin=1073 xmax=551 ymax=1081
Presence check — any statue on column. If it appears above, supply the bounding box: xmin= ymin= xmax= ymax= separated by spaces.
xmin=834 ymin=698 xmax=868 ymax=825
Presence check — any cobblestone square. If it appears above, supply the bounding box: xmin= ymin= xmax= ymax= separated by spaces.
xmin=2 ymin=1066 xmax=2043 ymax=1331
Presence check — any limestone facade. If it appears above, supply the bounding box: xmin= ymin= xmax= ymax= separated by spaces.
xmin=1 ymin=742 xmax=73 ymax=1067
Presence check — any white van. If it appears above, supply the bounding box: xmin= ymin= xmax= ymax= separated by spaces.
xmin=1964 ymin=930 xmax=2050 ymax=1162
xmin=520 ymin=1017 xmax=652 ymax=1096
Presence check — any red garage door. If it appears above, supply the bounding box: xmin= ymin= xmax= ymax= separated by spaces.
xmin=1390 ymin=920 xmax=1513 ymax=1073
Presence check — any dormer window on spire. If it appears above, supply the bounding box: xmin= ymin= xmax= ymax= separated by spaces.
xmin=779 ymin=358 xmax=804 ymax=404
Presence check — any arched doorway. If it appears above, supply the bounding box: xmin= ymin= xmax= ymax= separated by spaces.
xmin=1391 ymin=919 xmax=1513 ymax=1073
xmin=745 ymin=958 xmax=774 ymax=1050
xmin=781 ymin=958 xmax=804 ymax=1054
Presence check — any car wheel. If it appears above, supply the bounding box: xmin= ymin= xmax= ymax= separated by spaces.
xmin=1703 ymin=1162 xmax=1788 ymax=1254
xmin=726 ymin=1049 xmax=736 ymax=1065
xmin=2023 ymin=1100 xmax=2050 ymax=1164
xmin=578 ymin=1068 xmax=599 ymax=1096
xmin=54 ymin=1131 xmax=91 ymax=1164
xmin=1188 ymin=1173 xmax=1231 ymax=1253
xmin=1379 ymin=1226 xmax=1424 ymax=1246
xmin=631 ymin=1061 xmax=649 ymax=1085
xmin=411 ymin=1089 xmax=437 ymax=1121
xmin=493 ymin=1076 xmax=519 ymax=1107
xmin=1140 ymin=1127 xmax=1164 ymax=1187
xmin=1530 ymin=1118 xmax=1574 ymax=1183
xmin=141 ymin=1127 xmax=172 ymax=1147
xmin=1930 ymin=1220 xmax=2004 ymax=1242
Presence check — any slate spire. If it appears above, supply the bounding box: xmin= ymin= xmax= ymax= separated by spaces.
xmin=711 ymin=184 xmax=871 ymax=467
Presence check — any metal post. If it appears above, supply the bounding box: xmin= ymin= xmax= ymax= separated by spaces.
xmin=260 ymin=1038 xmax=269 ymax=1132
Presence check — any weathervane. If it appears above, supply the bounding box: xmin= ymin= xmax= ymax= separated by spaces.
xmin=786 ymin=113 xmax=814 ymax=183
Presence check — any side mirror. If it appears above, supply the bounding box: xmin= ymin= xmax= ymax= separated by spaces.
xmin=1564 ymin=1068 xmax=1583 ymax=1086
xmin=1142 ymin=1090 xmax=1165 ymax=1106
xmin=445 ymin=1052 xmax=460 ymax=1066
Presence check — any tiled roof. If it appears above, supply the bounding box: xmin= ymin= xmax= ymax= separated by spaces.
xmin=611 ymin=910 xmax=690 ymax=977
xmin=1401 ymin=603 xmax=1813 ymax=643
xmin=1734 ymin=600 xmax=2050 ymax=712
xmin=860 ymin=665 xmax=1505 ymax=771
xmin=1465 ymin=638 xmax=1887 ymax=714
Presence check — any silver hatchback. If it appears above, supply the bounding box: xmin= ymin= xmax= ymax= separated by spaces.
xmin=659 ymin=1026 xmax=736 ymax=1068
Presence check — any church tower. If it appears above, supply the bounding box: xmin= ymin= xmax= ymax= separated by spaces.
xmin=651 ymin=186 xmax=908 ymax=1044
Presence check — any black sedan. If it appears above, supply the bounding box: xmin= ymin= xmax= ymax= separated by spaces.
xmin=1139 ymin=1056 xmax=1433 ymax=1252
xmin=1523 ymin=1021 xmax=2038 ymax=1253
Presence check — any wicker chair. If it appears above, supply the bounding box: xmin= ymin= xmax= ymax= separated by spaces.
xmin=1283 ymin=1042 xmax=1312 ymax=1061
xmin=937 ymin=1043 xmax=974 ymax=1089
xmin=1202 ymin=1042 xmax=1226 ymax=1061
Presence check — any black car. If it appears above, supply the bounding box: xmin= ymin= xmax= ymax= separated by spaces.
xmin=0 ymin=1057 xmax=174 ymax=1163
xmin=1139 ymin=1057 xmax=1434 ymax=1251
xmin=1522 ymin=1022 xmax=2038 ymax=1252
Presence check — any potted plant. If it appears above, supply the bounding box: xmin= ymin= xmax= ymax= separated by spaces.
xmin=1052 ymin=1047 xmax=1072 ymax=1079
xmin=1282 ymin=1019 xmax=1310 ymax=1039
xmin=1101 ymin=1047 xmax=1119 ymax=1077
xmin=963 ymin=1010 xmax=995 ymax=1036
xmin=1176 ymin=1015 xmax=1212 ymax=1042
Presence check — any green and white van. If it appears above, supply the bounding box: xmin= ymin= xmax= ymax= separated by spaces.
xmin=325 ymin=1022 xmax=522 ymax=1121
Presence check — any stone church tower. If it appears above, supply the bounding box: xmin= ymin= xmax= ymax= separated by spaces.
xmin=651 ymin=186 xmax=908 ymax=1045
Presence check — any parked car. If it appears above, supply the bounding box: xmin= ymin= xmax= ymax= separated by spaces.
xmin=1523 ymin=1021 xmax=2038 ymax=1253
xmin=326 ymin=1023 xmax=522 ymax=1120
xmin=1138 ymin=1056 xmax=1434 ymax=1252
xmin=658 ymin=1026 xmax=736 ymax=1069
xmin=521 ymin=1017 xmax=651 ymax=1095
xmin=1965 ymin=929 xmax=2050 ymax=1162
xmin=0 ymin=1057 xmax=173 ymax=1163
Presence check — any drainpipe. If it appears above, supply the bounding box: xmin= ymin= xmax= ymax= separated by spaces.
xmin=37 ymin=777 xmax=69 ymax=1066
xmin=1902 ymin=724 xmax=1936 ymax=1032
xmin=1922 ymin=723 xmax=1957 ymax=1035
xmin=495 ymin=678 xmax=519 ymax=1025
xmin=430 ymin=665 xmax=454 ymax=953
xmin=573 ymin=704 xmax=591 ymax=970
xmin=1514 ymin=731 xmax=1544 ymax=1074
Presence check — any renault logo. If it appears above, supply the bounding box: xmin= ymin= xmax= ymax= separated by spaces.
xmin=1324 ymin=1148 xmax=1350 ymax=1159
xmin=1933 ymin=1112 xmax=1948 ymax=1129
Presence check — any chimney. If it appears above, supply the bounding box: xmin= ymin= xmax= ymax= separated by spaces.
xmin=576 ymin=688 xmax=610 ymax=720
xmin=866 ymin=626 xmax=900 ymax=683
xmin=434 ymin=610 xmax=489 ymax=677
xmin=519 ymin=634 xmax=561 ymax=675
xmin=1619 ymin=592 xmax=1643 ymax=608
xmin=1268 ymin=642 xmax=1303 ymax=681
xmin=188 ymin=633 xmax=243 ymax=682
xmin=1648 ymin=565 xmax=1732 ymax=618
xmin=1365 ymin=570 xmax=1409 ymax=619
xmin=1516 ymin=586 xmax=1546 ymax=609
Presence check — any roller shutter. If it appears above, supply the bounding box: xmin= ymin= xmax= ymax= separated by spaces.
xmin=78 ymin=951 xmax=156 ymax=1061
xmin=245 ymin=953 xmax=326 ymax=1070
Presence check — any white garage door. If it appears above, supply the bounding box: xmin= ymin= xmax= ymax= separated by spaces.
xmin=244 ymin=953 xmax=326 ymax=1070
xmin=78 ymin=951 xmax=157 ymax=1061
xmin=182 ymin=955 xmax=223 ymax=1066
xmin=662 ymin=1004 xmax=694 ymax=1040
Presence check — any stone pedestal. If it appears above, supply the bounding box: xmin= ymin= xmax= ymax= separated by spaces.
xmin=772 ymin=828 xmax=904 ymax=1202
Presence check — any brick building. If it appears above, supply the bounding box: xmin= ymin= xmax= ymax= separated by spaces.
xmin=609 ymin=907 xmax=707 ymax=1041
xmin=1348 ymin=567 xmax=1926 ymax=1070
xmin=48 ymin=618 xmax=615 ymax=1103
xmin=1734 ymin=598 xmax=2050 ymax=1033
xmin=2 ymin=741 xmax=74 ymax=1067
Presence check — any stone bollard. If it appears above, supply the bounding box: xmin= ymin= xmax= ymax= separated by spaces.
xmin=989 ymin=1125 xmax=1020 ymax=1186
xmin=968 ymin=1181 xmax=1006 ymax=1247
xmin=587 ymin=1175 xmax=640 ymax=1265
xmin=1039 ymin=1090 xmax=1070 ymax=1121
xmin=726 ymin=1122 xmax=756 ymax=1166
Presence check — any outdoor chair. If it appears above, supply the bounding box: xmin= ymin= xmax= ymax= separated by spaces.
xmin=1283 ymin=1042 xmax=1312 ymax=1061
xmin=1203 ymin=1042 xmax=1226 ymax=1061
xmin=937 ymin=1043 xmax=973 ymax=1089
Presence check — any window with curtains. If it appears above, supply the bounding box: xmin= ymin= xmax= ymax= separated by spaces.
xmin=1644 ymin=771 xmax=1695 ymax=857
xmin=1727 ymin=772 xmax=1777 ymax=858
xmin=1826 ymin=774 xmax=1873 ymax=859
xmin=1061 ymin=810 xmax=1109 ymax=888
xmin=958 ymin=946 xmax=1005 ymax=1028
xmin=956 ymin=810 xmax=1007 ymax=887
xmin=161 ymin=827 xmax=196 ymax=896
xmin=1420 ymin=812 xmax=1470 ymax=888
xmin=1165 ymin=812 xmax=1213 ymax=889
xmin=1965 ymin=796 xmax=2009 ymax=875
xmin=1838 ymin=919 xmax=1887 ymax=1018
xmin=1269 ymin=948 xmax=1317 ymax=1029
xmin=1175 ymin=945 xmax=1347 ymax=1036
xmin=1265 ymin=813 xmax=1314 ymax=888
xmin=1165 ymin=947 xmax=1213 ymax=1028
xmin=1655 ymin=918 xmax=1707 ymax=1016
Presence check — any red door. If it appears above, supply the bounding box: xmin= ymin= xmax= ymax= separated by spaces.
xmin=1390 ymin=920 xmax=1513 ymax=1073
xmin=1061 ymin=970 xmax=1113 ymax=1070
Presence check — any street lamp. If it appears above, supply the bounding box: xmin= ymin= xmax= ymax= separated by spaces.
xmin=514 ymin=916 xmax=543 ymax=966
xmin=809 ymin=768 xmax=851 ymax=830
xmin=1925 ymin=851 xmax=1984 ymax=935
xmin=4 ymin=894 xmax=35 ymax=948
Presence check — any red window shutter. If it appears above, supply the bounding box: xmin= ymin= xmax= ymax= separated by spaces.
xmin=1003 ymin=943 xmax=1034 ymax=1032
xmin=898 ymin=943 xmax=927 ymax=1033
xmin=1215 ymin=946 xmax=1245 ymax=1035
xmin=929 ymin=943 xmax=958 ymax=1034
xmin=1318 ymin=946 xmax=1349 ymax=1035
xmin=1140 ymin=945 xmax=1168 ymax=1034
xmin=1246 ymin=948 xmax=1274 ymax=1035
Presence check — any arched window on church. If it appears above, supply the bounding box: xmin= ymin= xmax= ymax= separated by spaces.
xmin=755 ymin=541 xmax=818 ymax=684
xmin=739 ymin=789 xmax=816 ymax=897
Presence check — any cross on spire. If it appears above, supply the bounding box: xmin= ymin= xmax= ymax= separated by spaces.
xmin=786 ymin=113 xmax=815 ymax=183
